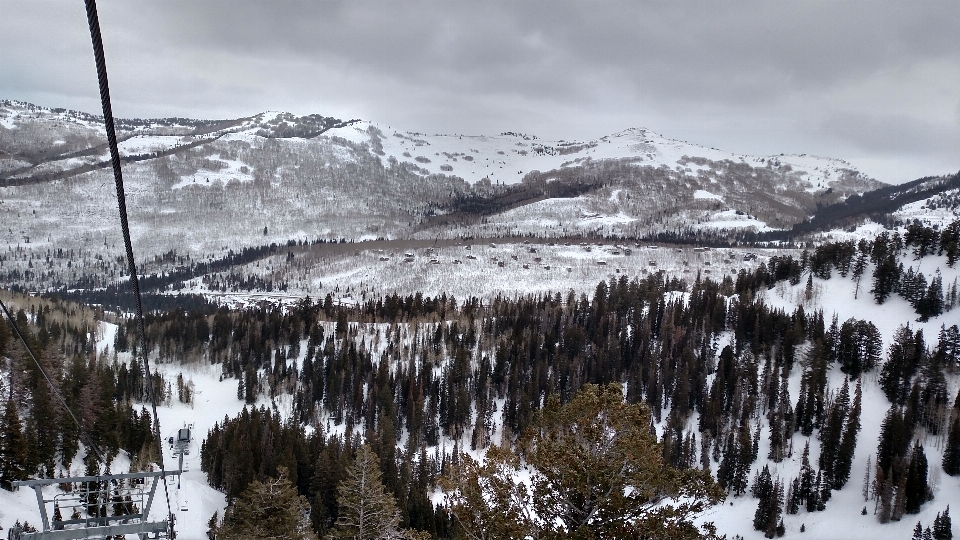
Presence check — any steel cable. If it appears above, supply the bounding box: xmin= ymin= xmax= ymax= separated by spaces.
xmin=83 ymin=0 xmax=174 ymax=526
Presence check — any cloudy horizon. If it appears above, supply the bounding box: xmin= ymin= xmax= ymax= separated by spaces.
xmin=2 ymin=1 xmax=959 ymax=184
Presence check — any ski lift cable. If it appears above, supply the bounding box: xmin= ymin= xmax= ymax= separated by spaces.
xmin=0 ymin=297 xmax=108 ymax=465
xmin=83 ymin=0 xmax=174 ymax=521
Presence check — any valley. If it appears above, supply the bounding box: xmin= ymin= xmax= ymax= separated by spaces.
xmin=0 ymin=99 xmax=959 ymax=540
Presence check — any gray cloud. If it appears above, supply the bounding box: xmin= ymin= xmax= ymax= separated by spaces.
xmin=2 ymin=1 xmax=958 ymax=183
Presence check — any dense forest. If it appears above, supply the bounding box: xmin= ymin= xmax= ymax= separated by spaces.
xmin=1 ymin=219 xmax=959 ymax=537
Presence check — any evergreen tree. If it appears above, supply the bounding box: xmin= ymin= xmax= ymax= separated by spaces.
xmin=207 ymin=510 xmax=219 ymax=540
xmin=793 ymin=442 xmax=818 ymax=513
xmin=944 ymin=414 xmax=960 ymax=476
xmin=767 ymin=480 xmax=784 ymax=538
xmin=0 ymin=398 xmax=28 ymax=490
xmin=443 ymin=384 xmax=724 ymax=539
xmin=904 ymin=443 xmax=930 ymax=515
xmin=852 ymin=251 xmax=868 ymax=299
xmin=879 ymin=324 xmax=923 ymax=405
xmin=218 ymin=468 xmax=317 ymax=540
xmin=901 ymin=267 xmax=927 ymax=309
xmin=876 ymin=406 xmax=907 ymax=474
xmin=752 ymin=466 xmax=784 ymax=538
xmin=836 ymin=319 xmax=882 ymax=377
xmin=819 ymin=379 xmax=849 ymax=488
xmin=833 ymin=378 xmax=862 ymax=489
xmin=752 ymin=466 xmax=774 ymax=531
xmin=934 ymin=325 xmax=960 ymax=370
xmin=918 ymin=272 xmax=945 ymax=321
xmin=877 ymin=465 xmax=893 ymax=524
xmin=933 ymin=506 xmax=952 ymax=540
xmin=328 ymin=445 xmax=405 ymax=540
xmin=871 ymin=251 xmax=900 ymax=304
xmin=786 ymin=478 xmax=800 ymax=515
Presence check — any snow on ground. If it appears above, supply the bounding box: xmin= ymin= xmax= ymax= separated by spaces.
xmin=762 ymin=252 xmax=960 ymax=357
xmin=325 ymin=122 xmax=867 ymax=188
xmin=147 ymin=361 xmax=235 ymax=537
xmin=186 ymin=242 xmax=783 ymax=306
xmin=171 ymin=156 xmax=254 ymax=189
xmin=3 ymin=248 xmax=959 ymax=538
xmin=694 ymin=189 xmax=724 ymax=201
xmin=0 ymin=365 xmax=238 ymax=539
xmin=0 ymin=322 xmax=236 ymax=538
xmin=0 ymin=112 xmax=17 ymax=129
xmin=702 ymin=360 xmax=960 ymax=540
xmin=697 ymin=209 xmax=780 ymax=232
xmin=713 ymin=256 xmax=960 ymax=538
xmin=894 ymin=188 xmax=960 ymax=228
xmin=116 ymin=135 xmax=185 ymax=156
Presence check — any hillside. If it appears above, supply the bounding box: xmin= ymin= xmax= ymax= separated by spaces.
xmin=0 ymin=99 xmax=893 ymax=298
xmin=1 ymin=222 xmax=959 ymax=538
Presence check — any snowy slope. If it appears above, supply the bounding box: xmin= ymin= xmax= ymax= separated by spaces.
xmin=328 ymin=122 xmax=873 ymax=192
xmin=2 ymin=99 xmax=879 ymax=195
xmin=2 ymin=242 xmax=959 ymax=538
xmin=711 ymin=260 xmax=960 ymax=539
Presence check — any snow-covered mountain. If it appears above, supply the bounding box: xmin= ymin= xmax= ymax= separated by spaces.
xmin=0 ymin=99 xmax=894 ymax=294
xmin=1 ymin=100 xmax=876 ymax=193
xmin=3 ymin=100 xmax=960 ymax=540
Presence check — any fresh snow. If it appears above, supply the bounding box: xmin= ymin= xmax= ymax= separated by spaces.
xmin=171 ymin=156 xmax=254 ymax=189
xmin=694 ymin=189 xmax=724 ymax=201
xmin=697 ymin=209 xmax=779 ymax=232
xmin=0 ymin=108 xmax=17 ymax=129
xmin=708 ymin=261 xmax=960 ymax=539
xmin=326 ymin=123 xmax=869 ymax=189
xmin=116 ymin=135 xmax=185 ymax=156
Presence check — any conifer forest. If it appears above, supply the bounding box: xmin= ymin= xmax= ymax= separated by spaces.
xmin=0 ymin=219 xmax=959 ymax=538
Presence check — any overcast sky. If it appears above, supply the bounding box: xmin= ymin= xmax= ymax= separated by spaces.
xmin=2 ymin=1 xmax=959 ymax=184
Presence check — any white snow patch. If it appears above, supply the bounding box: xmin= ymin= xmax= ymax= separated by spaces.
xmin=171 ymin=156 xmax=253 ymax=189
xmin=693 ymin=189 xmax=724 ymax=201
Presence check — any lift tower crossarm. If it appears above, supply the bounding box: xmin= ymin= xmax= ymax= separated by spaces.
xmin=10 ymin=469 xmax=181 ymax=540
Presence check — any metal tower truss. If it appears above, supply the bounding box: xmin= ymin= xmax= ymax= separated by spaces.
xmin=11 ymin=469 xmax=181 ymax=540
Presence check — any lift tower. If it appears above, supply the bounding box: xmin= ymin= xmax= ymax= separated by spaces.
xmin=10 ymin=469 xmax=180 ymax=539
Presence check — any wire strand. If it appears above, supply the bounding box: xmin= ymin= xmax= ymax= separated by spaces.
xmin=83 ymin=0 xmax=174 ymax=525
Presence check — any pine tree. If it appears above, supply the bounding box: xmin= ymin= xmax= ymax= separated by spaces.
xmin=935 ymin=325 xmax=960 ymax=370
xmin=893 ymin=468 xmax=909 ymax=522
xmin=766 ymin=479 xmax=784 ymax=539
xmin=879 ymin=324 xmax=922 ymax=405
xmin=819 ymin=379 xmax=849 ymax=487
xmin=871 ymin=251 xmax=900 ymax=304
xmin=852 ymin=251 xmax=868 ymax=299
xmin=833 ymin=378 xmax=862 ymax=489
xmin=752 ymin=465 xmax=774 ymax=531
xmin=918 ymin=271 xmax=944 ymax=321
xmin=328 ymin=445 xmax=404 ymax=540
xmin=218 ymin=468 xmax=317 ymax=540
xmin=933 ymin=506 xmax=952 ymax=540
xmin=206 ymin=510 xmax=219 ymax=540
xmin=786 ymin=478 xmax=800 ymax=515
xmin=0 ymin=398 xmax=28 ymax=490
xmin=795 ymin=442 xmax=818 ymax=513
xmin=904 ymin=443 xmax=930 ymax=515
xmin=877 ymin=466 xmax=894 ymax=523
xmin=877 ymin=405 xmax=907 ymax=473
xmin=945 ymin=414 xmax=960 ymax=476
xmin=837 ymin=319 xmax=882 ymax=377
xmin=443 ymin=384 xmax=724 ymax=539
